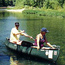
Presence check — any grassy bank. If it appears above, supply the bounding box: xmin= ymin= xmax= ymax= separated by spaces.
xmin=23 ymin=8 xmax=65 ymax=18
xmin=0 ymin=6 xmax=65 ymax=18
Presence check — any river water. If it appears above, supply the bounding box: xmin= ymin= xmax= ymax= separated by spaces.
xmin=0 ymin=12 xmax=65 ymax=65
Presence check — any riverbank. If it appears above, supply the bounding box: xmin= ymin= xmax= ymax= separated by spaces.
xmin=6 ymin=8 xmax=25 ymax=12
xmin=0 ymin=7 xmax=65 ymax=18
xmin=22 ymin=8 xmax=65 ymax=18
xmin=0 ymin=7 xmax=25 ymax=12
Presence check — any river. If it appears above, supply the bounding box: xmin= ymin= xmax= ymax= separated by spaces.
xmin=0 ymin=12 xmax=65 ymax=65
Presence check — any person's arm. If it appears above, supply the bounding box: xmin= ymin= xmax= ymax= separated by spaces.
xmin=13 ymin=30 xmax=24 ymax=35
xmin=45 ymin=37 xmax=55 ymax=49
xmin=13 ymin=32 xmax=21 ymax=35
xmin=36 ymin=35 xmax=40 ymax=50
xmin=47 ymin=43 xmax=55 ymax=49
xmin=21 ymin=33 xmax=33 ymax=39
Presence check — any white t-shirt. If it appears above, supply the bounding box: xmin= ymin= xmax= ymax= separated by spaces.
xmin=10 ymin=27 xmax=23 ymax=42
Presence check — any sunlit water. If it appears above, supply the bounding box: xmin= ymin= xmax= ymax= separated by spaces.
xmin=0 ymin=12 xmax=65 ymax=65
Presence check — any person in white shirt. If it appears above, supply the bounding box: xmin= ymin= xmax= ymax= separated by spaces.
xmin=10 ymin=22 xmax=33 ymax=45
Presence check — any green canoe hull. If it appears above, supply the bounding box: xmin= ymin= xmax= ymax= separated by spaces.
xmin=5 ymin=38 xmax=60 ymax=62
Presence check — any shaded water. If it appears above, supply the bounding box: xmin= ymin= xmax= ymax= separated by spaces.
xmin=0 ymin=12 xmax=65 ymax=65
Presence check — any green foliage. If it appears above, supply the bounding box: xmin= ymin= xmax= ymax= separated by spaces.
xmin=43 ymin=0 xmax=61 ymax=10
xmin=15 ymin=0 xmax=25 ymax=8
xmin=1 ymin=0 xmax=65 ymax=10
xmin=23 ymin=9 xmax=65 ymax=18
xmin=0 ymin=0 xmax=16 ymax=6
xmin=15 ymin=0 xmax=65 ymax=9
xmin=58 ymin=0 xmax=64 ymax=7
xmin=48 ymin=0 xmax=59 ymax=9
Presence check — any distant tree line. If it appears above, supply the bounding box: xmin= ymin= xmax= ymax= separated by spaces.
xmin=15 ymin=0 xmax=65 ymax=9
xmin=0 ymin=0 xmax=16 ymax=7
xmin=0 ymin=0 xmax=65 ymax=10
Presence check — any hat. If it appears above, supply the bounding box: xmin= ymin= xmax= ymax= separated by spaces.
xmin=41 ymin=27 xmax=49 ymax=33
xmin=15 ymin=22 xmax=19 ymax=26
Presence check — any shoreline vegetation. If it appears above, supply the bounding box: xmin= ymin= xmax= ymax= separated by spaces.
xmin=1 ymin=0 xmax=65 ymax=18
xmin=0 ymin=6 xmax=65 ymax=18
xmin=23 ymin=8 xmax=65 ymax=18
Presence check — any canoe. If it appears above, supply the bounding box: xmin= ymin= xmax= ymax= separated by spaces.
xmin=5 ymin=38 xmax=60 ymax=62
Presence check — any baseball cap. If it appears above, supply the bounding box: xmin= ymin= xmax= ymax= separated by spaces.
xmin=41 ymin=27 xmax=49 ymax=33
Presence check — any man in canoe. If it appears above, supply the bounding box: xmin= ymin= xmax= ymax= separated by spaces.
xmin=33 ymin=27 xmax=55 ymax=50
xmin=10 ymin=22 xmax=33 ymax=45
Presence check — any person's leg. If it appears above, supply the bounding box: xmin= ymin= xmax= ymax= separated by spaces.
xmin=17 ymin=41 xmax=22 ymax=45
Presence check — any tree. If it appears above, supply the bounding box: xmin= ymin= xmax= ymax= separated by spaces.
xmin=58 ymin=0 xmax=64 ymax=8
xmin=2 ymin=0 xmax=5 ymax=6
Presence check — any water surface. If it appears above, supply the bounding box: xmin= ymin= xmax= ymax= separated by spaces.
xmin=0 ymin=12 xmax=65 ymax=65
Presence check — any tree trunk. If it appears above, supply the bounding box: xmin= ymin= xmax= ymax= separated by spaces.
xmin=2 ymin=0 xmax=5 ymax=6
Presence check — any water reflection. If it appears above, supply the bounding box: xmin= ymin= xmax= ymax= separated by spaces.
xmin=10 ymin=54 xmax=56 ymax=65
xmin=10 ymin=56 xmax=18 ymax=65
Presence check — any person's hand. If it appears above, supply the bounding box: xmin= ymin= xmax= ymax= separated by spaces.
xmin=30 ymin=36 xmax=33 ymax=39
xmin=37 ymin=47 xmax=40 ymax=50
xmin=21 ymin=30 xmax=25 ymax=33
xmin=52 ymin=47 xmax=55 ymax=49
xmin=29 ymin=36 xmax=35 ymax=40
